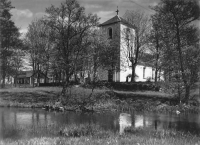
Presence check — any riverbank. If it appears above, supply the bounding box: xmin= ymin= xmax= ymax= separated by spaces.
xmin=0 ymin=86 xmax=199 ymax=113
xmin=1 ymin=124 xmax=200 ymax=145
xmin=2 ymin=134 xmax=200 ymax=145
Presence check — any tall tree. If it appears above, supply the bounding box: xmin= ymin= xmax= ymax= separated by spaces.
xmin=0 ymin=0 xmax=21 ymax=88
xmin=43 ymin=0 xmax=99 ymax=99
xmin=152 ymin=0 xmax=200 ymax=103
xmin=84 ymin=29 xmax=117 ymax=83
xmin=123 ymin=10 xmax=151 ymax=82
xmin=147 ymin=13 xmax=165 ymax=82
xmin=25 ymin=19 xmax=54 ymax=86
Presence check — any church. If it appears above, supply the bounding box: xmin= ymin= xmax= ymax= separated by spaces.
xmin=98 ymin=10 xmax=163 ymax=82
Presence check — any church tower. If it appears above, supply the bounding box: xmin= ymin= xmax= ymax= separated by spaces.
xmin=99 ymin=8 xmax=136 ymax=82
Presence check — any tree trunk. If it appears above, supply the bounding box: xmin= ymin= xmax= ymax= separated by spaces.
xmin=87 ymin=71 xmax=91 ymax=84
xmin=131 ymin=63 xmax=136 ymax=82
xmin=126 ymin=76 xmax=129 ymax=82
xmin=14 ymin=74 xmax=17 ymax=87
xmin=32 ymin=61 xmax=35 ymax=87
xmin=176 ymin=22 xmax=189 ymax=103
xmin=131 ymin=33 xmax=139 ymax=82
xmin=155 ymin=35 xmax=159 ymax=83
xmin=184 ymin=85 xmax=190 ymax=104
xmin=155 ymin=69 xmax=158 ymax=83
xmin=44 ymin=70 xmax=48 ymax=83
xmin=1 ymin=59 xmax=6 ymax=88
xmin=1 ymin=71 xmax=5 ymax=88
xmin=37 ymin=63 xmax=40 ymax=87
xmin=0 ymin=21 xmax=3 ymax=88
xmin=60 ymin=70 xmax=69 ymax=102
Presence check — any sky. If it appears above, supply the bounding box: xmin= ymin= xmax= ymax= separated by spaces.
xmin=10 ymin=0 xmax=160 ymax=34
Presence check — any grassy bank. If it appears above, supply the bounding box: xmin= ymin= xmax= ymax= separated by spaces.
xmin=2 ymin=135 xmax=200 ymax=145
xmin=1 ymin=124 xmax=200 ymax=145
xmin=0 ymin=86 xmax=199 ymax=113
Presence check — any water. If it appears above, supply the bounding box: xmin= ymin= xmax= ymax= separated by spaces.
xmin=0 ymin=107 xmax=200 ymax=140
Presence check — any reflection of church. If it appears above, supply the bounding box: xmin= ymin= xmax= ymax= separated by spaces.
xmin=99 ymin=9 xmax=163 ymax=82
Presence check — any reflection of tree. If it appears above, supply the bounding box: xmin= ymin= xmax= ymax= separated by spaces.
xmin=154 ymin=120 xmax=158 ymax=130
xmin=14 ymin=111 xmax=17 ymax=126
xmin=130 ymin=114 xmax=134 ymax=128
xmin=36 ymin=112 xmax=39 ymax=125
xmin=1 ymin=112 xmax=5 ymax=135
xmin=44 ymin=112 xmax=47 ymax=123
xmin=143 ymin=115 xmax=146 ymax=127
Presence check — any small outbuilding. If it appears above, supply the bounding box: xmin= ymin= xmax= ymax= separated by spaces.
xmin=15 ymin=71 xmax=48 ymax=86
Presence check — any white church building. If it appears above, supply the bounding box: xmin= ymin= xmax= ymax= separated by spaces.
xmin=98 ymin=12 xmax=163 ymax=82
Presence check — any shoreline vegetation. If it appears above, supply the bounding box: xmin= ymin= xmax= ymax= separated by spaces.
xmin=0 ymin=86 xmax=199 ymax=113
xmin=1 ymin=123 xmax=200 ymax=145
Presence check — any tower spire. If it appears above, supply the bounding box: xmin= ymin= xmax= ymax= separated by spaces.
xmin=116 ymin=6 xmax=119 ymax=15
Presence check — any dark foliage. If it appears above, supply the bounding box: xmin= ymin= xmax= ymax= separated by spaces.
xmin=83 ymin=81 xmax=160 ymax=91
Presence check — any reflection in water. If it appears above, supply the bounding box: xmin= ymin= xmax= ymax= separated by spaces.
xmin=0 ymin=108 xmax=200 ymax=140
xmin=135 ymin=115 xmax=143 ymax=128
xmin=119 ymin=113 xmax=132 ymax=134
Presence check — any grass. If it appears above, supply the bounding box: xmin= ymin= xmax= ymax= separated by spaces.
xmin=0 ymin=87 xmax=102 ymax=108
xmin=1 ymin=124 xmax=200 ymax=145
xmin=0 ymin=87 xmax=61 ymax=107
xmin=115 ymin=90 xmax=172 ymax=98
xmin=0 ymin=86 xmax=199 ymax=113
xmin=2 ymin=136 xmax=199 ymax=145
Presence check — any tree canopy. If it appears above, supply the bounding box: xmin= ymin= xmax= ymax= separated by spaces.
xmin=0 ymin=0 xmax=22 ymax=88
xmin=150 ymin=0 xmax=200 ymax=103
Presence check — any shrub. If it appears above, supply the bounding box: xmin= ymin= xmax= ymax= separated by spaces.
xmin=110 ymin=82 xmax=159 ymax=91
xmin=82 ymin=81 xmax=160 ymax=91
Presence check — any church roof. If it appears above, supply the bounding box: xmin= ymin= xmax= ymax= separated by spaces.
xmin=99 ymin=15 xmax=136 ymax=29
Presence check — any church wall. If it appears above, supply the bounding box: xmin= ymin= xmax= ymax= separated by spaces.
xmin=135 ymin=65 xmax=154 ymax=82
xmin=119 ymin=64 xmax=157 ymax=82
xmin=119 ymin=23 xmax=135 ymax=82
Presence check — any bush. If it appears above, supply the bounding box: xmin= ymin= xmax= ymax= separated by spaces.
xmin=82 ymin=81 xmax=160 ymax=91
xmin=110 ymin=82 xmax=159 ymax=91
xmin=39 ymin=82 xmax=64 ymax=87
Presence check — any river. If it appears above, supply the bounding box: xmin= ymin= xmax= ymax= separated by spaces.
xmin=0 ymin=107 xmax=199 ymax=140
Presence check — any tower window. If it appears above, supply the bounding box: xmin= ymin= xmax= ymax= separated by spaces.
xmin=108 ymin=27 xmax=112 ymax=39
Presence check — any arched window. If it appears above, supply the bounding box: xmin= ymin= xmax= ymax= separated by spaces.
xmin=108 ymin=27 xmax=112 ymax=39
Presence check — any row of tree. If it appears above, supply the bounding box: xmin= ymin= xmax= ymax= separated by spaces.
xmin=0 ymin=0 xmax=24 ymax=88
xmin=149 ymin=0 xmax=200 ymax=103
xmin=123 ymin=0 xmax=200 ymax=103
xmin=24 ymin=0 xmax=119 ymax=97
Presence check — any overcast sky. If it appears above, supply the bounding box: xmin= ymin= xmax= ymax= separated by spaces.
xmin=10 ymin=0 xmax=161 ymax=34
